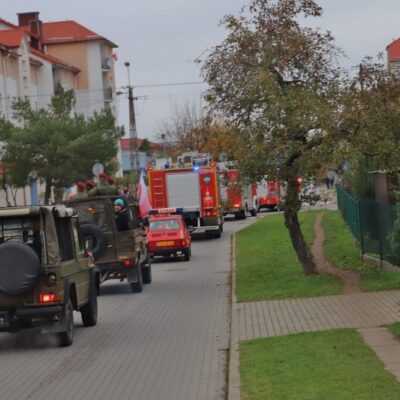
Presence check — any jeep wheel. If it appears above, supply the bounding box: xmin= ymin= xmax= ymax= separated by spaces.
xmin=58 ymin=299 xmax=74 ymax=347
xmin=142 ymin=265 xmax=152 ymax=284
xmin=130 ymin=263 xmax=143 ymax=293
xmin=81 ymin=284 xmax=98 ymax=327
xmin=250 ymin=208 xmax=257 ymax=217
xmin=142 ymin=253 xmax=152 ymax=284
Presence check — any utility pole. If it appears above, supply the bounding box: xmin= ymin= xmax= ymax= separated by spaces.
xmin=124 ymin=61 xmax=140 ymax=174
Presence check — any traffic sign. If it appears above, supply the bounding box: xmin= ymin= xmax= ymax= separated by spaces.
xmin=92 ymin=162 xmax=104 ymax=177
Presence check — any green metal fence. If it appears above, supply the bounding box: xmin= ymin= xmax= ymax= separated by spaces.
xmin=336 ymin=185 xmax=398 ymax=265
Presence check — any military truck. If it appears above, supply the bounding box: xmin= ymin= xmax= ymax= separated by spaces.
xmin=65 ymin=196 xmax=152 ymax=293
xmin=0 ymin=205 xmax=99 ymax=347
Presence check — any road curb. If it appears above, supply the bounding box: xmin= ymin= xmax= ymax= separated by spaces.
xmin=228 ymin=233 xmax=240 ymax=400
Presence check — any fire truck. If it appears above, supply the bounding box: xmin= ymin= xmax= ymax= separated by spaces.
xmin=218 ymin=166 xmax=257 ymax=219
xmin=256 ymin=178 xmax=283 ymax=211
xmin=147 ymin=161 xmax=223 ymax=238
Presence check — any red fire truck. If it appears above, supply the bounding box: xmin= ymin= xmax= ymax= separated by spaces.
xmin=256 ymin=178 xmax=283 ymax=211
xmin=147 ymin=162 xmax=223 ymax=238
xmin=218 ymin=167 xmax=257 ymax=219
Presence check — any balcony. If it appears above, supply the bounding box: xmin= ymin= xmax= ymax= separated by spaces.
xmin=101 ymin=57 xmax=114 ymax=71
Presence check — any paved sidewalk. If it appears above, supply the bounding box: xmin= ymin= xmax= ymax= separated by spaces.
xmin=237 ymin=290 xmax=400 ymax=340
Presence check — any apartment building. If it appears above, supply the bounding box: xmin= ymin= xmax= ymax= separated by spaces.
xmin=0 ymin=12 xmax=118 ymax=206
xmin=0 ymin=12 xmax=117 ymax=120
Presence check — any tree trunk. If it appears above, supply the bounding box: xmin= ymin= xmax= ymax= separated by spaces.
xmin=1 ymin=166 xmax=11 ymax=206
xmin=283 ymin=176 xmax=318 ymax=275
xmin=44 ymin=178 xmax=52 ymax=205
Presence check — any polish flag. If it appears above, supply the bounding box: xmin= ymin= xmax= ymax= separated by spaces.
xmin=137 ymin=172 xmax=152 ymax=217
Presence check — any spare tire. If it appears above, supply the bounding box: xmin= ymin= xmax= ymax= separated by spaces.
xmin=0 ymin=241 xmax=41 ymax=296
xmin=80 ymin=224 xmax=108 ymax=260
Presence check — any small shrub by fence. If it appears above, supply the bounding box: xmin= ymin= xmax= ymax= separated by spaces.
xmin=336 ymin=185 xmax=398 ymax=265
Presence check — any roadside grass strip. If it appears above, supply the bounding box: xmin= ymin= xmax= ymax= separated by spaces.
xmin=322 ymin=210 xmax=400 ymax=291
xmin=236 ymin=211 xmax=340 ymax=302
xmin=240 ymin=329 xmax=400 ymax=400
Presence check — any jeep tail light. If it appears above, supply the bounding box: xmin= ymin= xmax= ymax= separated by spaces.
xmin=39 ymin=293 xmax=60 ymax=303
xmin=181 ymin=239 xmax=187 ymax=247
xmin=232 ymin=203 xmax=241 ymax=208
xmin=122 ymin=259 xmax=134 ymax=267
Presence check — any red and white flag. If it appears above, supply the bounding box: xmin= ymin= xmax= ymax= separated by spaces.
xmin=137 ymin=172 xmax=152 ymax=217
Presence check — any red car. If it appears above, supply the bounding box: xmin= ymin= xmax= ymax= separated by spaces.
xmin=147 ymin=212 xmax=192 ymax=261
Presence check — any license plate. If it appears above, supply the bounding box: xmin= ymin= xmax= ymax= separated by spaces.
xmin=157 ymin=241 xmax=174 ymax=247
xmin=0 ymin=312 xmax=9 ymax=329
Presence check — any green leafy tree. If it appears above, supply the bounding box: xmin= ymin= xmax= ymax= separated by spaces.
xmin=3 ymin=91 xmax=119 ymax=204
xmin=0 ymin=117 xmax=16 ymax=206
xmin=139 ymin=138 xmax=151 ymax=155
xmin=200 ymin=0 xmax=346 ymax=274
xmin=337 ymin=58 xmax=400 ymax=173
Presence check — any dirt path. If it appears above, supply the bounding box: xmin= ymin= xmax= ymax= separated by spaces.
xmin=312 ymin=213 xmax=361 ymax=294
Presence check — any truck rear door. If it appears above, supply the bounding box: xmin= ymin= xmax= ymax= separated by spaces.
xmin=166 ymin=172 xmax=200 ymax=210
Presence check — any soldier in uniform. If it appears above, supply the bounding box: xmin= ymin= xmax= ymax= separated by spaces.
xmin=85 ymin=179 xmax=95 ymax=193
xmin=107 ymin=175 xmax=118 ymax=195
xmin=88 ymin=172 xmax=113 ymax=196
xmin=71 ymin=181 xmax=87 ymax=199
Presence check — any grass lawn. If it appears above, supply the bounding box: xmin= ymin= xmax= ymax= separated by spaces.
xmin=386 ymin=323 xmax=400 ymax=341
xmin=322 ymin=210 xmax=400 ymax=291
xmin=236 ymin=211 xmax=340 ymax=302
xmin=240 ymin=329 xmax=400 ymax=400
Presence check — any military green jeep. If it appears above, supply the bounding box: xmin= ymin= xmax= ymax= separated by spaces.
xmin=65 ymin=196 xmax=152 ymax=293
xmin=0 ymin=205 xmax=99 ymax=347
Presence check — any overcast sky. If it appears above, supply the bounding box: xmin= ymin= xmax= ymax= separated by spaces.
xmin=2 ymin=1 xmax=400 ymax=141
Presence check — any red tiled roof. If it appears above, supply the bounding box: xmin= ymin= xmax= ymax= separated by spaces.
xmin=30 ymin=47 xmax=80 ymax=73
xmin=120 ymin=138 xmax=163 ymax=151
xmin=0 ymin=28 xmax=25 ymax=48
xmin=387 ymin=38 xmax=400 ymax=62
xmin=0 ymin=18 xmax=18 ymax=29
xmin=42 ymin=20 xmax=117 ymax=47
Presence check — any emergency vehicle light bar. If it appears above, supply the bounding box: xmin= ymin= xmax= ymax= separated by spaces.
xmin=149 ymin=207 xmax=183 ymax=215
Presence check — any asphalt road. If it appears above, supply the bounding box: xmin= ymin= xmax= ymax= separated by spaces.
xmin=0 ymin=216 xmax=256 ymax=400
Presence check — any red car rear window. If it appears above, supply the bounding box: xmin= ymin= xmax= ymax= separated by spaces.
xmin=149 ymin=219 xmax=180 ymax=231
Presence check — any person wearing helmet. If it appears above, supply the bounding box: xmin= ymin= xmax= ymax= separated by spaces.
xmin=113 ymin=198 xmax=130 ymax=231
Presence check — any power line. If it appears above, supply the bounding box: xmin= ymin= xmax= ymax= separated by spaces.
xmin=134 ymin=81 xmax=206 ymax=89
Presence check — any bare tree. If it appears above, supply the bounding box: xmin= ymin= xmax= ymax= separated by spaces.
xmin=158 ymin=100 xmax=206 ymax=152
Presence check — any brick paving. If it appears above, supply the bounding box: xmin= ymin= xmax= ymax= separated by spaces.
xmin=237 ymin=290 xmax=400 ymax=341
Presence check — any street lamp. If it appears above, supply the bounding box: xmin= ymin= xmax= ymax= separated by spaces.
xmin=124 ymin=61 xmax=131 ymax=88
